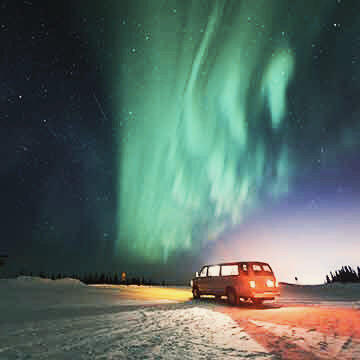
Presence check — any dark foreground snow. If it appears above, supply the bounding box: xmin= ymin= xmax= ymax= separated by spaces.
xmin=1 ymin=277 xmax=360 ymax=359
xmin=0 ymin=277 xmax=271 ymax=359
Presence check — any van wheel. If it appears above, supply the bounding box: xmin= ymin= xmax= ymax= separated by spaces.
xmin=193 ymin=287 xmax=200 ymax=299
xmin=252 ymin=298 xmax=263 ymax=305
xmin=227 ymin=288 xmax=239 ymax=306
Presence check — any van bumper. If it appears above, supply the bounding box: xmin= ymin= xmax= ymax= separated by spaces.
xmin=252 ymin=291 xmax=280 ymax=299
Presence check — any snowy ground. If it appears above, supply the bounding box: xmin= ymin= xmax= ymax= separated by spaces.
xmin=1 ymin=277 xmax=360 ymax=359
xmin=278 ymin=282 xmax=360 ymax=309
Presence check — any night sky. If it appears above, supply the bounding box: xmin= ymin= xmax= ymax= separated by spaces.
xmin=2 ymin=0 xmax=360 ymax=284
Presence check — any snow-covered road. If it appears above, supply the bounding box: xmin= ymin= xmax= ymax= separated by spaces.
xmin=1 ymin=277 xmax=360 ymax=359
xmin=0 ymin=305 xmax=272 ymax=359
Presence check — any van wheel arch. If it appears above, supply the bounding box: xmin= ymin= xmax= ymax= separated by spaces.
xmin=226 ymin=287 xmax=239 ymax=306
xmin=252 ymin=298 xmax=264 ymax=305
xmin=192 ymin=287 xmax=200 ymax=299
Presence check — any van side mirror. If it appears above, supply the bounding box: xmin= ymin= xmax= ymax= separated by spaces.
xmin=195 ymin=272 xmax=199 ymax=278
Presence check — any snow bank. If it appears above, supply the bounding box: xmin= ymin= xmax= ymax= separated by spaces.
xmin=10 ymin=276 xmax=86 ymax=287
xmin=279 ymin=282 xmax=360 ymax=308
xmin=323 ymin=282 xmax=360 ymax=289
xmin=0 ymin=276 xmax=86 ymax=295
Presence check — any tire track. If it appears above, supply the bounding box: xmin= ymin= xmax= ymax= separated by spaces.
xmin=218 ymin=304 xmax=360 ymax=359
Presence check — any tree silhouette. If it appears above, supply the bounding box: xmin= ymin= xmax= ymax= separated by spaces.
xmin=325 ymin=265 xmax=360 ymax=283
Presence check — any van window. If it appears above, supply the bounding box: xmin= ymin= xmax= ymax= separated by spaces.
xmin=200 ymin=267 xmax=208 ymax=277
xmin=262 ymin=265 xmax=272 ymax=272
xmin=221 ymin=265 xmax=239 ymax=276
xmin=208 ymin=265 xmax=220 ymax=277
xmin=252 ymin=264 xmax=273 ymax=275
xmin=252 ymin=264 xmax=262 ymax=272
xmin=241 ymin=264 xmax=248 ymax=272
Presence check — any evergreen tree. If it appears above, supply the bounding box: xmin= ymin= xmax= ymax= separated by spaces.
xmin=326 ymin=265 xmax=360 ymax=284
xmin=113 ymin=273 xmax=119 ymax=285
xmin=99 ymin=273 xmax=105 ymax=284
xmin=93 ymin=273 xmax=98 ymax=284
xmin=106 ymin=274 xmax=110 ymax=284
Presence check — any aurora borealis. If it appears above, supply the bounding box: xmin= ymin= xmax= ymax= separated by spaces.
xmin=117 ymin=0 xmax=332 ymax=261
xmin=2 ymin=0 xmax=360 ymax=283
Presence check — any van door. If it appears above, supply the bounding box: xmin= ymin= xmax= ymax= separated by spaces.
xmin=207 ymin=265 xmax=221 ymax=294
xmin=198 ymin=266 xmax=209 ymax=293
xmin=221 ymin=264 xmax=240 ymax=296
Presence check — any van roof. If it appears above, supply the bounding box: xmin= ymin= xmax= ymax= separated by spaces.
xmin=202 ymin=261 xmax=270 ymax=267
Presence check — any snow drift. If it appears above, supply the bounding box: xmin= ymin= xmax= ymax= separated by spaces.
xmin=7 ymin=276 xmax=87 ymax=287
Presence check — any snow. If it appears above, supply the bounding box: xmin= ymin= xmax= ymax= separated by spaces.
xmin=1 ymin=277 xmax=360 ymax=359
xmin=0 ymin=306 xmax=272 ymax=359
xmin=2 ymin=276 xmax=87 ymax=287
xmin=249 ymin=319 xmax=360 ymax=359
xmin=0 ymin=277 xmax=273 ymax=359
xmin=278 ymin=283 xmax=360 ymax=308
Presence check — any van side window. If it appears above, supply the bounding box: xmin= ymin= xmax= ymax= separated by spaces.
xmin=221 ymin=265 xmax=238 ymax=276
xmin=208 ymin=265 xmax=220 ymax=277
xmin=242 ymin=264 xmax=248 ymax=272
xmin=200 ymin=267 xmax=208 ymax=277
xmin=252 ymin=264 xmax=262 ymax=271
xmin=262 ymin=265 xmax=272 ymax=272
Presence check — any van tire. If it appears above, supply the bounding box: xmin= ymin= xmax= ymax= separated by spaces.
xmin=193 ymin=287 xmax=200 ymax=299
xmin=227 ymin=288 xmax=239 ymax=306
xmin=252 ymin=298 xmax=263 ymax=305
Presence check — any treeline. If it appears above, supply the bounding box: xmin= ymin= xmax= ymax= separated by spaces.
xmin=325 ymin=265 xmax=360 ymax=284
xmin=17 ymin=270 xmax=167 ymax=286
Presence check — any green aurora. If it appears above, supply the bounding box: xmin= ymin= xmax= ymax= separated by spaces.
xmin=116 ymin=0 xmax=338 ymax=262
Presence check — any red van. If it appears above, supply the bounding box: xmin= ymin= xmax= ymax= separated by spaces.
xmin=191 ymin=261 xmax=280 ymax=305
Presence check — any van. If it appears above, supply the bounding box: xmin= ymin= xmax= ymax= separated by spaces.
xmin=191 ymin=261 xmax=280 ymax=305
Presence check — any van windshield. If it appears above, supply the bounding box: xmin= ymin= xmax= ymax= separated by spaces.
xmin=251 ymin=264 xmax=273 ymax=274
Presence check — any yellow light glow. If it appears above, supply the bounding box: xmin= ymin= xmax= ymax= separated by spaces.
xmin=91 ymin=284 xmax=192 ymax=302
